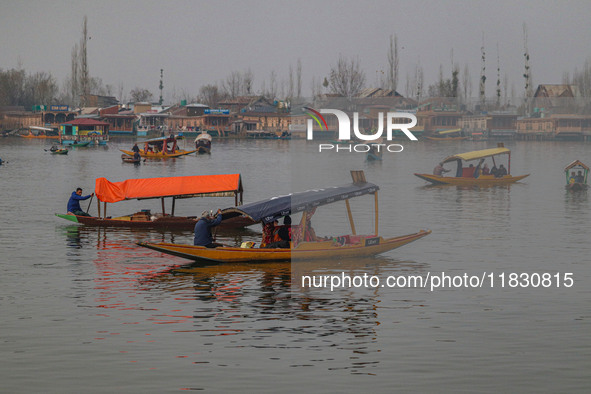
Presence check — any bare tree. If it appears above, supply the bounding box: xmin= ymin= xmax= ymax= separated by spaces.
xmin=199 ymin=84 xmax=223 ymax=107
xmin=223 ymin=71 xmax=242 ymax=98
xmin=268 ymin=70 xmax=277 ymax=99
xmin=69 ymin=43 xmax=79 ymax=107
xmin=130 ymin=88 xmax=153 ymax=102
xmin=243 ymin=68 xmax=254 ymax=95
xmin=27 ymin=72 xmax=58 ymax=105
xmin=296 ymin=59 xmax=302 ymax=99
xmin=328 ymin=55 xmax=366 ymax=99
xmin=387 ymin=34 xmax=399 ymax=92
xmin=287 ymin=64 xmax=294 ymax=98
xmin=79 ymin=16 xmax=89 ymax=106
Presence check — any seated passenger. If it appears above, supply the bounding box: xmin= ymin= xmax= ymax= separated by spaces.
xmin=496 ymin=164 xmax=508 ymax=178
xmin=574 ymin=170 xmax=585 ymax=183
xmin=264 ymin=216 xmax=291 ymax=249
xmin=482 ymin=163 xmax=490 ymax=175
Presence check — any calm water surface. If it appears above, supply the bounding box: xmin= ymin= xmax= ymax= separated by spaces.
xmin=0 ymin=137 xmax=590 ymax=393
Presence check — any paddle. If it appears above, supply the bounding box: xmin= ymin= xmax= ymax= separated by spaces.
xmin=86 ymin=193 xmax=94 ymax=214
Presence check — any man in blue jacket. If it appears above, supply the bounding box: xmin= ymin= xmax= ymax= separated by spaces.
xmin=67 ymin=188 xmax=94 ymax=216
xmin=194 ymin=209 xmax=223 ymax=247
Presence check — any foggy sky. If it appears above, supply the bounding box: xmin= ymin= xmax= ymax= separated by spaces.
xmin=1 ymin=0 xmax=591 ymax=102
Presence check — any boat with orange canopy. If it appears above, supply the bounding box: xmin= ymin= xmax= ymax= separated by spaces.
xmin=55 ymin=174 xmax=250 ymax=229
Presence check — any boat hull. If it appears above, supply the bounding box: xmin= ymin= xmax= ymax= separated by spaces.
xmin=120 ymin=149 xmax=197 ymax=158
xmin=138 ymin=230 xmax=431 ymax=265
xmin=565 ymin=182 xmax=588 ymax=191
xmin=414 ymin=173 xmax=529 ymax=185
xmin=55 ymin=213 xmax=255 ymax=230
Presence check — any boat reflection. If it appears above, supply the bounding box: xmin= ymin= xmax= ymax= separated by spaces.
xmin=60 ymin=222 xmax=431 ymax=375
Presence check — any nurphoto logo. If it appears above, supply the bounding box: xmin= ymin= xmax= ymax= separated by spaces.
xmin=305 ymin=107 xmax=418 ymax=153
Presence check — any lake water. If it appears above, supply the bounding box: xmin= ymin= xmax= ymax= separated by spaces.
xmin=0 ymin=136 xmax=590 ymax=393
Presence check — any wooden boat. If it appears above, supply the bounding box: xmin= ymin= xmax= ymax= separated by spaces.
xmin=195 ymin=133 xmax=212 ymax=154
xmin=19 ymin=126 xmax=59 ymax=139
xmin=50 ymin=148 xmax=68 ymax=155
xmin=425 ymin=128 xmax=468 ymax=141
xmin=564 ymin=160 xmax=589 ymax=191
xmin=121 ymin=154 xmax=141 ymax=164
xmin=138 ymin=171 xmax=431 ymax=264
xmin=121 ymin=135 xmax=196 ymax=158
xmin=414 ymin=143 xmax=529 ymax=186
xmin=55 ymin=174 xmax=249 ymax=230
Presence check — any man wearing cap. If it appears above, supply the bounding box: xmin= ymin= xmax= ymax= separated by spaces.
xmin=193 ymin=209 xmax=223 ymax=247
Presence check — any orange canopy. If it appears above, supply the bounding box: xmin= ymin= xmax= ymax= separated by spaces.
xmin=95 ymin=174 xmax=242 ymax=203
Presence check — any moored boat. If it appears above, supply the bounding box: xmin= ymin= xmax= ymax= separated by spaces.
xmin=19 ymin=126 xmax=59 ymax=139
xmin=55 ymin=174 xmax=248 ymax=230
xmin=564 ymin=160 xmax=589 ymax=191
xmin=138 ymin=171 xmax=431 ymax=265
xmin=425 ymin=128 xmax=468 ymax=141
xmin=414 ymin=143 xmax=529 ymax=185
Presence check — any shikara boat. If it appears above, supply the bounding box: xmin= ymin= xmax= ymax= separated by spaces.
xmin=19 ymin=126 xmax=59 ymax=139
xmin=49 ymin=147 xmax=68 ymax=155
xmin=425 ymin=128 xmax=468 ymax=141
xmin=564 ymin=160 xmax=589 ymax=191
xmin=414 ymin=143 xmax=529 ymax=185
xmin=195 ymin=133 xmax=212 ymax=154
xmin=120 ymin=136 xmax=197 ymax=158
xmin=55 ymin=174 xmax=248 ymax=230
xmin=138 ymin=171 xmax=431 ymax=264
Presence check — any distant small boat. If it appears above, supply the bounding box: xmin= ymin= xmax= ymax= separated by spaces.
xmin=564 ymin=160 xmax=589 ymax=191
xmin=50 ymin=148 xmax=68 ymax=155
xmin=195 ymin=133 xmax=212 ymax=154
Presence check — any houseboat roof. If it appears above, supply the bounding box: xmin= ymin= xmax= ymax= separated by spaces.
xmin=60 ymin=118 xmax=110 ymax=126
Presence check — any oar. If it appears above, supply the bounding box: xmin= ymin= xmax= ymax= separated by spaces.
xmin=86 ymin=193 xmax=94 ymax=214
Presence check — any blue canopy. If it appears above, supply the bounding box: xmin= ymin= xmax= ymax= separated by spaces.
xmin=221 ymin=182 xmax=379 ymax=224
